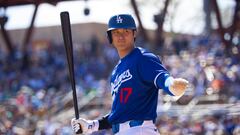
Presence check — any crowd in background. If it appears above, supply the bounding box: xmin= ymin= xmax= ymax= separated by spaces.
xmin=0 ymin=33 xmax=239 ymax=135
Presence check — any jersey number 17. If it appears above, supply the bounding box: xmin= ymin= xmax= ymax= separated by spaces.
xmin=120 ymin=87 xmax=132 ymax=103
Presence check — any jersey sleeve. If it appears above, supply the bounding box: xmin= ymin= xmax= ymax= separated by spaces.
xmin=138 ymin=53 xmax=174 ymax=96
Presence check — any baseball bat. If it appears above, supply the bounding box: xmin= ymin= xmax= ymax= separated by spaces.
xmin=60 ymin=11 xmax=82 ymax=133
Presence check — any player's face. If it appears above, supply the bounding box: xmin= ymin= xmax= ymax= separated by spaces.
xmin=111 ymin=29 xmax=136 ymax=57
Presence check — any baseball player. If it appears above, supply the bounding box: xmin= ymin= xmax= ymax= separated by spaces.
xmin=71 ymin=14 xmax=189 ymax=135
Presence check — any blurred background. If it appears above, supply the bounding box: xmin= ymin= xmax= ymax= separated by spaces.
xmin=0 ymin=0 xmax=239 ymax=135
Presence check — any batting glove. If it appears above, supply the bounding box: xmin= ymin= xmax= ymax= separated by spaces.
xmin=166 ymin=77 xmax=189 ymax=96
xmin=71 ymin=118 xmax=99 ymax=135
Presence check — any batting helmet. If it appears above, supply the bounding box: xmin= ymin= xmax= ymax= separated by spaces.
xmin=107 ymin=14 xmax=137 ymax=44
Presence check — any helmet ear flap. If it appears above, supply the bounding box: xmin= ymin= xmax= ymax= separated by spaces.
xmin=107 ymin=31 xmax=112 ymax=44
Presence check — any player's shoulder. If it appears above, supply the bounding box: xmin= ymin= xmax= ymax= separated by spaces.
xmin=136 ymin=47 xmax=159 ymax=60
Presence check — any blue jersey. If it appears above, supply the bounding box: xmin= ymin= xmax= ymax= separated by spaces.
xmin=108 ymin=47 xmax=173 ymax=124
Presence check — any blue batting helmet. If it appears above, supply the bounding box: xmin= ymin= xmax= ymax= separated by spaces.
xmin=107 ymin=14 xmax=137 ymax=31
xmin=107 ymin=14 xmax=137 ymax=44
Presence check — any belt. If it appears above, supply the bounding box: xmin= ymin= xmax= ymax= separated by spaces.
xmin=112 ymin=120 xmax=154 ymax=134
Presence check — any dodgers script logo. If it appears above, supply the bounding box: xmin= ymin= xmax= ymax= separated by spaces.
xmin=116 ymin=16 xmax=123 ymax=23
xmin=111 ymin=69 xmax=132 ymax=98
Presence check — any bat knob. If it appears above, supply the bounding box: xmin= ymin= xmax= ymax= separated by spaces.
xmin=76 ymin=129 xmax=82 ymax=134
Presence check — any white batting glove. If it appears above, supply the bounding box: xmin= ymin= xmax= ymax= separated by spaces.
xmin=71 ymin=118 xmax=99 ymax=135
xmin=166 ymin=77 xmax=189 ymax=96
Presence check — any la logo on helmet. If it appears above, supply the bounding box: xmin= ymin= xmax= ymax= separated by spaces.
xmin=116 ymin=16 xmax=123 ymax=23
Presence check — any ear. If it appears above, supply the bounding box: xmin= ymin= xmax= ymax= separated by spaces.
xmin=133 ymin=30 xmax=137 ymax=42
xmin=133 ymin=30 xmax=137 ymax=38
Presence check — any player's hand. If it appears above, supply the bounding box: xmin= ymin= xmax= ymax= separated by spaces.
xmin=169 ymin=78 xmax=189 ymax=96
xmin=71 ymin=118 xmax=99 ymax=135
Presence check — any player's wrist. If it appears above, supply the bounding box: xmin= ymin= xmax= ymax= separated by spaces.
xmin=71 ymin=118 xmax=99 ymax=134
xmin=84 ymin=119 xmax=99 ymax=134
xmin=164 ymin=76 xmax=174 ymax=88
xmin=91 ymin=120 xmax=99 ymax=132
xmin=164 ymin=76 xmax=175 ymax=96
